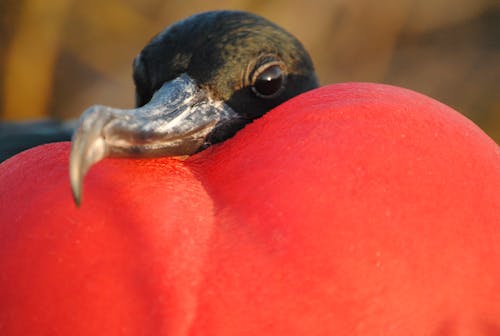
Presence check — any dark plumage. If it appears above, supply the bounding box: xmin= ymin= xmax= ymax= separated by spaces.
xmin=0 ymin=120 xmax=73 ymax=162
xmin=0 ymin=11 xmax=320 ymax=203
xmin=2 ymin=11 xmax=318 ymax=163
xmin=132 ymin=11 xmax=318 ymax=147
xmin=133 ymin=11 xmax=318 ymax=123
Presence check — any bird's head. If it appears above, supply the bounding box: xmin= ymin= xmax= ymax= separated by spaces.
xmin=70 ymin=10 xmax=318 ymax=205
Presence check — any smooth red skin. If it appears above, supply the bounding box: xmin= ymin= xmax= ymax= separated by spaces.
xmin=0 ymin=83 xmax=499 ymax=335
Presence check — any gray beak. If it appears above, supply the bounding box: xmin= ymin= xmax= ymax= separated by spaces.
xmin=69 ymin=73 xmax=239 ymax=206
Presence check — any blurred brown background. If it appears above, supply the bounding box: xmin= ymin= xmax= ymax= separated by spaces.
xmin=1 ymin=0 xmax=499 ymax=141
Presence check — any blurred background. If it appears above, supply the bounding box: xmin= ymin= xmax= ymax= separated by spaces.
xmin=1 ymin=0 xmax=499 ymax=141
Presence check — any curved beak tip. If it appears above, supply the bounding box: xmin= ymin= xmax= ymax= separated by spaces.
xmin=69 ymin=149 xmax=82 ymax=207
xmin=70 ymin=173 xmax=82 ymax=207
xmin=68 ymin=117 xmax=109 ymax=207
xmin=72 ymin=191 xmax=82 ymax=208
xmin=67 ymin=74 xmax=239 ymax=207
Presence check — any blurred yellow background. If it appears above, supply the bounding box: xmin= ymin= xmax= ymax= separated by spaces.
xmin=1 ymin=0 xmax=499 ymax=141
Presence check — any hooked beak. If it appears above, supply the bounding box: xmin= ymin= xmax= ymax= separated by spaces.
xmin=69 ymin=74 xmax=241 ymax=206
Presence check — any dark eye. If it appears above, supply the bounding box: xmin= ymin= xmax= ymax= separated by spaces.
xmin=251 ymin=63 xmax=286 ymax=98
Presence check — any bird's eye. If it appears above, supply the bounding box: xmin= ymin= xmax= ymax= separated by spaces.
xmin=251 ymin=63 xmax=286 ymax=98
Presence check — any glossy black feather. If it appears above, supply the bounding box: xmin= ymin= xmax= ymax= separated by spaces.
xmin=1 ymin=10 xmax=319 ymax=162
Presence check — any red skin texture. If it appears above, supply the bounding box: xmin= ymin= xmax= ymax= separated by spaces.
xmin=0 ymin=83 xmax=499 ymax=335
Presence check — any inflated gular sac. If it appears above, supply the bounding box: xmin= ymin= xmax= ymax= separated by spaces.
xmin=0 ymin=83 xmax=499 ymax=335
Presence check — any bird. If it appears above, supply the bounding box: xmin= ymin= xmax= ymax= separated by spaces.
xmin=64 ymin=10 xmax=319 ymax=204
xmin=1 ymin=10 xmax=319 ymax=203
xmin=1 ymin=10 xmax=499 ymax=335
